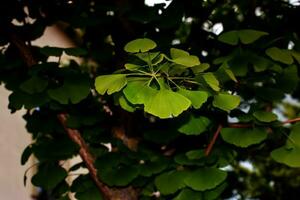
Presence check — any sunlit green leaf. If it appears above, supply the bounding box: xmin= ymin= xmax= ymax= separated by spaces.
xmin=144 ymin=88 xmax=191 ymax=118
xmin=172 ymin=55 xmax=200 ymax=67
xmin=124 ymin=38 xmax=157 ymax=53
xmin=170 ymin=48 xmax=190 ymax=59
xmin=203 ymin=73 xmax=220 ymax=91
xmin=177 ymin=89 xmax=208 ymax=109
xmin=213 ymin=93 xmax=240 ymax=112
xmin=253 ymin=111 xmax=278 ymax=122
xmin=95 ymin=74 xmax=127 ymax=95
xmin=192 ymin=63 xmax=210 ymax=73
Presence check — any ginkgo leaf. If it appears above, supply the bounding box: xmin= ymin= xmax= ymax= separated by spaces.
xmin=155 ymin=170 xmax=187 ymax=195
xmin=266 ymin=47 xmax=294 ymax=64
xmin=177 ymin=89 xmax=208 ymax=109
xmin=172 ymin=55 xmax=200 ymax=67
xmin=218 ymin=30 xmax=239 ymax=45
xmin=213 ymin=93 xmax=240 ymax=112
xmin=184 ymin=168 xmax=227 ymax=191
xmin=123 ymin=81 xmax=155 ymax=104
xmin=203 ymin=73 xmax=220 ymax=91
xmin=178 ymin=115 xmax=211 ymax=135
xmin=124 ymin=63 xmax=141 ymax=71
xmin=144 ymin=88 xmax=191 ymax=119
xmin=218 ymin=29 xmax=268 ymax=45
xmin=170 ymin=48 xmax=190 ymax=59
xmin=192 ymin=63 xmax=210 ymax=74
xmin=124 ymin=38 xmax=157 ymax=53
xmin=253 ymin=111 xmax=278 ymax=122
xmin=238 ymin=29 xmax=268 ymax=44
xmin=271 ymin=123 xmax=300 ymax=167
xmin=221 ymin=128 xmax=268 ymax=147
xmin=95 ymin=74 xmax=127 ymax=95
xmin=48 ymin=74 xmax=90 ymax=104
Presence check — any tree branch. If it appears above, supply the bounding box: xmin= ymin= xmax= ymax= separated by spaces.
xmin=205 ymin=124 xmax=223 ymax=156
xmin=2 ymin=23 xmax=112 ymax=200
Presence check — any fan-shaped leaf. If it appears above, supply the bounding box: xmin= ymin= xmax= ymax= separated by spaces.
xmin=177 ymin=89 xmax=208 ymax=109
xmin=178 ymin=115 xmax=211 ymax=135
xmin=271 ymin=123 xmax=300 ymax=167
xmin=124 ymin=38 xmax=157 ymax=53
xmin=144 ymin=88 xmax=191 ymax=118
xmin=184 ymin=168 xmax=227 ymax=191
xmin=203 ymin=73 xmax=220 ymax=91
xmin=213 ymin=93 xmax=240 ymax=112
xmin=95 ymin=74 xmax=127 ymax=95
xmin=253 ymin=111 xmax=277 ymax=122
xmin=221 ymin=128 xmax=268 ymax=147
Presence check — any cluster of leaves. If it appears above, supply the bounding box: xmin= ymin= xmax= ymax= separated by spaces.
xmin=95 ymin=38 xmax=240 ymax=118
xmin=1 ymin=0 xmax=300 ymax=199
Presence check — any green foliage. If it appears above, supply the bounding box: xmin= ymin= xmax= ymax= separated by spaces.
xmin=1 ymin=1 xmax=300 ymax=199
xmin=271 ymin=123 xmax=300 ymax=167
xmin=221 ymin=128 xmax=268 ymax=147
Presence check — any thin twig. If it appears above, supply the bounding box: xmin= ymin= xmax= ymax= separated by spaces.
xmin=205 ymin=124 xmax=223 ymax=156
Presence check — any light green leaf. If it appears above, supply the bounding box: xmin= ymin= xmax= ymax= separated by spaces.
xmin=253 ymin=111 xmax=278 ymax=122
xmin=213 ymin=93 xmax=240 ymax=112
xmin=170 ymin=48 xmax=190 ymax=59
xmin=95 ymin=74 xmax=127 ymax=95
xmin=20 ymin=76 xmax=48 ymax=94
xmin=115 ymin=93 xmax=135 ymax=112
xmin=238 ymin=29 xmax=268 ymax=44
xmin=203 ymin=73 xmax=220 ymax=91
xmin=123 ymin=81 xmax=155 ymax=104
xmin=172 ymin=55 xmax=200 ymax=67
xmin=144 ymin=88 xmax=191 ymax=118
xmin=192 ymin=63 xmax=210 ymax=73
xmin=221 ymin=128 xmax=268 ymax=147
xmin=124 ymin=63 xmax=141 ymax=71
xmin=155 ymin=170 xmax=187 ymax=195
xmin=124 ymin=38 xmax=157 ymax=53
xmin=271 ymin=123 xmax=300 ymax=167
xmin=184 ymin=168 xmax=227 ymax=191
xmin=177 ymin=89 xmax=208 ymax=109
xmin=135 ymin=52 xmax=160 ymax=63
xmin=266 ymin=47 xmax=294 ymax=64
xmin=178 ymin=115 xmax=211 ymax=135
xmin=218 ymin=30 xmax=239 ymax=45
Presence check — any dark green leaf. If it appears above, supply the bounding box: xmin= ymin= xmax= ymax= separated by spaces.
xmin=221 ymin=128 xmax=268 ymax=147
